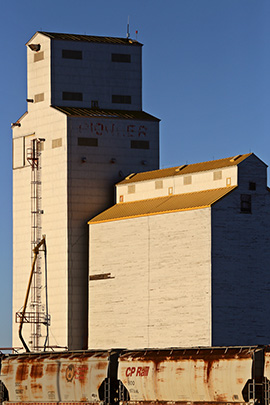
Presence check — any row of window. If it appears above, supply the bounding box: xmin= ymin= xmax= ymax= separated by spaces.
xmin=34 ymin=50 xmax=131 ymax=63
xmin=62 ymin=92 xmax=132 ymax=104
xmin=51 ymin=138 xmax=149 ymax=150
xmin=33 ymin=91 xmax=133 ymax=105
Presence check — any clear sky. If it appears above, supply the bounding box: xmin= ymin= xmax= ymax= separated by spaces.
xmin=1 ymin=0 xmax=270 ymax=347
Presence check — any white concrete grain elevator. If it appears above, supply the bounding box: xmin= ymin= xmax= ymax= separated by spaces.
xmin=12 ymin=32 xmax=159 ymax=351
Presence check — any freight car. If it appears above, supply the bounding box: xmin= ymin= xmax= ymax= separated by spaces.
xmin=0 ymin=346 xmax=270 ymax=405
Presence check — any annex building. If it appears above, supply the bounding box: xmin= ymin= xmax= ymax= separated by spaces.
xmin=88 ymin=153 xmax=270 ymax=349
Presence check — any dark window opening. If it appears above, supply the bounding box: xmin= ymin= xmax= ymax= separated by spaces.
xmin=249 ymin=182 xmax=256 ymax=191
xmin=131 ymin=140 xmax=149 ymax=150
xmin=112 ymin=95 xmax=131 ymax=104
xmin=78 ymin=137 xmax=98 ymax=147
xmin=62 ymin=92 xmax=83 ymax=101
xmin=241 ymin=194 xmax=251 ymax=213
xmin=62 ymin=49 xmax=82 ymax=59
xmin=91 ymin=100 xmax=99 ymax=108
xmin=111 ymin=53 xmax=131 ymax=63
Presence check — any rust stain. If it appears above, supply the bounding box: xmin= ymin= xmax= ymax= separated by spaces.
xmin=175 ymin=366 xmax=185 ymax=375
xmin=30 ymin=382 xmax=43 ymax=394
xmin=46 ymin=363 xmax=58 ymax=375
xmin=120 ymin=347 xmax=257 ymax=363
xmin=237 ymin=378 xmax=244 ymax=384
xmin=16 ymin=364 xmax=29 ymax=382
xmin=214 ymin=394 xmax=228 ymax=402
xmin=95 ymin=361 xmax=107 ymax=370
xmin=30 ymin=363 xmax=44 ymax=379
xmin=1 ymin=364 xmax=13 ymax=375
xmin=204 ymin=359 xmax=215 ymax=382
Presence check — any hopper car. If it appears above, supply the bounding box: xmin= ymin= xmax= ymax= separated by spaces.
xmin=0 ymin=346 xmax=270 ymax=405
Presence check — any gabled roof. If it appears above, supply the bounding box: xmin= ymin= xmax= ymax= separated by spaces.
xmin=27 ymin=31 xmax=142 ymax=46
xmin=88 ymin=186 xmax=236 ymax=224
xmin=52 ymin=106 xmax=160 ymax=121
xmin=118 ymin=154 xmax=253 ymax=184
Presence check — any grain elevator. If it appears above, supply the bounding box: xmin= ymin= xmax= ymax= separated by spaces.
xmin=12 ymin=31 xmax=159 ymax=351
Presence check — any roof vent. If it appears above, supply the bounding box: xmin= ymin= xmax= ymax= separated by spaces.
xmin=175 ymin=164 xmax=187 ymax=172
xmin=125 ymin=173 xmax=136 ymax=180
xmin=230 ymin=154 xmax=242 ymax=162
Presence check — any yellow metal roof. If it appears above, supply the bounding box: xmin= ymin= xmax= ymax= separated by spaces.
xmin=52 ymin=106 xmax=160 ymax=121
xmin=89 ymin=186 xmax=236 ymax=224
xmin=118 ymin=153 xmax=253 ymax=184
xmin=38 ymin=31 xmax=142 ymax=46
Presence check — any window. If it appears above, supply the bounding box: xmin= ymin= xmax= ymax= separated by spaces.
xmin=78 ymin=137 xmax=98 ymax=147
xmin=62 ymin=92 xmax=83 ymax=101
xmin=91 ymin=100 xmax=99 ymax=108
xmin=62 ymin=49 xmax=82 ymax=59
xmin=226 ymin=177 xmax=231 ymax=186
xmin=112 ymin=95 xmax=131 ymax=104
xmin=34 ymin=51 xmax=44 ymax=62
xmin=111 ymin=53 xmax=131 ymax=63
xmin=119 ymin=195 xmax=124 ymax=202
xmin=249 ymin=182 xmax=256 ymax=191
xmin=34 ymin=93 xmax=44 ymax=103
xmin=131 ymin=140 xmax=149 ymax=150
xmin=213 ymin=171 xmax=222 ymax=181
xmin=52 ymin=138 xmax=62 ymax=149
xmin=128 ymin=185 xmax=135 ymax=194
xmin=184 ymin=176 xmax=192 ymax=185
xmin=241 ymin=194 xmax=251 ymax=213
xmin=168 ymin=187 xmax=173 ymax=195
xmin=155 ymin=180 xmax=163 ymax=189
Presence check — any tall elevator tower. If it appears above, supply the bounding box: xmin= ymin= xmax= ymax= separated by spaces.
xmin=12 ymin=31 xmax=160 ymax=350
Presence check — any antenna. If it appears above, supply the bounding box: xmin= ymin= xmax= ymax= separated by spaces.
xmin=126 ymin=16 xmax=130 ymax=39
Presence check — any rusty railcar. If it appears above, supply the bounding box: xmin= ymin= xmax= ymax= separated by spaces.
xmin=1 ymin=346 xmax=270 ymax=405
xmin=118 ymin=347 xmax=267 ymax=404
xmin=0 ymin=350 xmax=114 ymax=405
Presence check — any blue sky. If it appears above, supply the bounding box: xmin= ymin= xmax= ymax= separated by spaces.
xmin=1 ymin=0 xmax=270 ymax=347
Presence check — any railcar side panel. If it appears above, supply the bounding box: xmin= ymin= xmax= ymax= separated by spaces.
xmin=118 ymin=348 xmax=258 ymax=403
xmin=0 ymin=351 xmax=109 ymax=403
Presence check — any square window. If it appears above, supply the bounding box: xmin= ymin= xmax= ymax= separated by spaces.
xmin=213 ymin=171 xmax=222 ymax=180
xmin=184 ymin=176 xmax=192 ymax=185
xmin=249 ymin=182 xmax=256 ymax=191
xmin=155 ymin=180 xmax=163 ymax=189
xmin=128 ymin=185 xmax=135 ymax=194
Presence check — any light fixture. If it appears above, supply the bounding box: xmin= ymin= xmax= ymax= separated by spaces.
xmin=26 ymin=99 xmax=34 ymax=103
xmin=11 ymin=122 xmax=21 ymax=127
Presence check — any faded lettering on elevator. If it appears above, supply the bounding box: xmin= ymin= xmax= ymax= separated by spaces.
xmin=77 ymin=122 xmax=147 ymax=138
